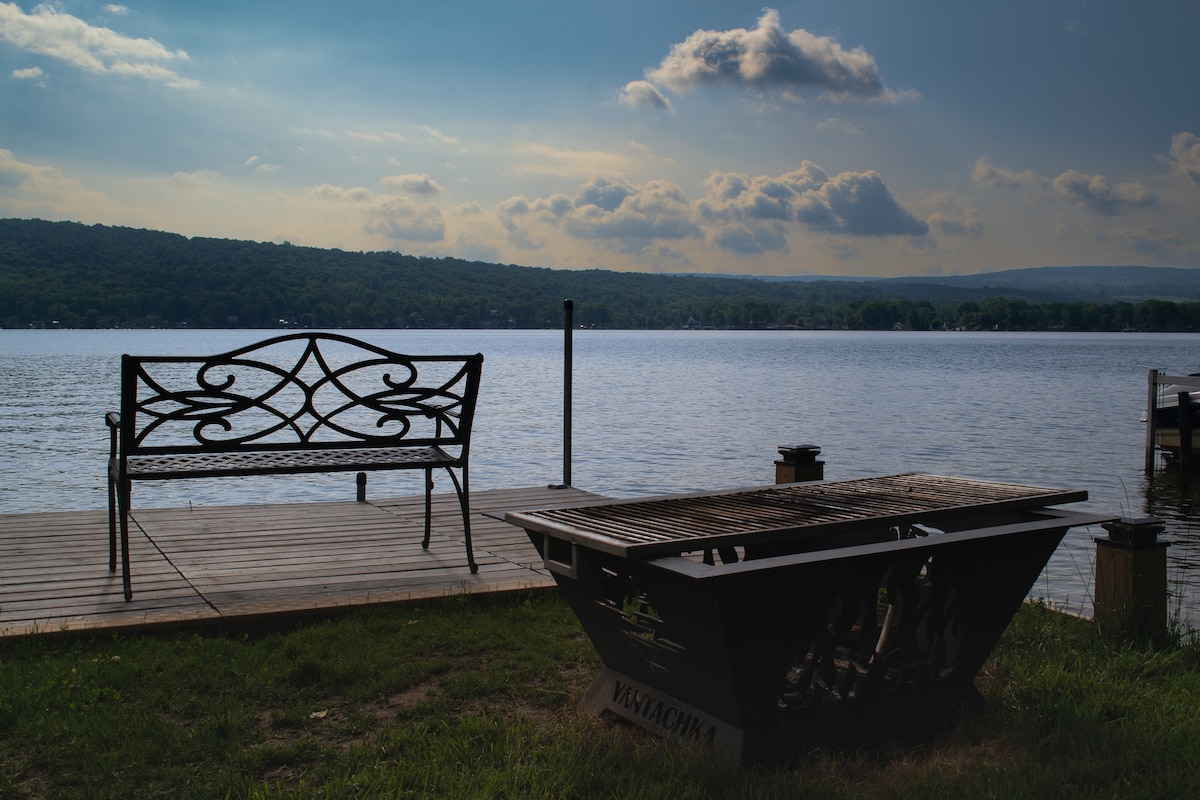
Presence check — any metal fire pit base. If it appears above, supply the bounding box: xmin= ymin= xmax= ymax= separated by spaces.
xmin=582 ymin=666 xmax=984 ymax=761
xmin=508 ymin=476 xmax=1109 ymax=763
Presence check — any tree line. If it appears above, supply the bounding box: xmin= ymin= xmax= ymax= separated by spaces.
xmin=2 ymin=218 xmax=1199 ymax=332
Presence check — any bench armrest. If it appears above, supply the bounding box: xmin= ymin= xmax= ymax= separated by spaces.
xmin=106 ymin=412 xmax=120 ymax=459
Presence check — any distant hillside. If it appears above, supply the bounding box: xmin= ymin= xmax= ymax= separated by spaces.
xmin=2 ymin=218 xmax=1199 ymax=331
xmin=883 ymin=266 xmax=1200 ymax=303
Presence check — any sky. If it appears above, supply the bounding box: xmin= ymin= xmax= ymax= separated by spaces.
xmin=1 ymin=1 xmax=1199 ymax=278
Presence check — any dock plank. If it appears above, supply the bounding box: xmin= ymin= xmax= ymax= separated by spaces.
xmin=0 ymin=486 xmax=598 ymax=637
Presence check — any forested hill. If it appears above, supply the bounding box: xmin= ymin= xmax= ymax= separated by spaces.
xmin=3 ymin=218 xmax=1200 ymax=331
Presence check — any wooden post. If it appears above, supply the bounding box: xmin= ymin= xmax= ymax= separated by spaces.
xmin=1145 ymin=369 xmax=1159 ymax=472
xmin=561 ymin=299 xmax=573 ymax=488
xmin=1094 ymin=517 xmax=1169 ymax=641
xmin=775 ymin=444 xmax=824 ymax=483
xmin=1179 ymin=391 xmax=1192 ymax=470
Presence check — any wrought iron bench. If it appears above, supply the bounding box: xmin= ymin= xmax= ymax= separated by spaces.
xmin=106 ymin=332 xmax=483 ymax=601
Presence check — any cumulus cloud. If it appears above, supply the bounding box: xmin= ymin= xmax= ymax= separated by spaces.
xmin=706 ymin=220 xmax=789 ymax=254
xmin=0 ymin=1 xmax=197 ymax=88
xmin=499 ymin=179 xmax=698 ymax=253
xmin=363 ymin=196 xmax=445 ymax=242
xmin=1170 ymin=132 xmax=1200 ymax=185
xmin=168 ymin=169 xmax=223 ymax=196
xmin=307 ymin=183 xmax=445 ymax=242
xmin=974 ymin=157 xmax=1157 ymax=215
xmin=379 ymin=173 xmax=445 ymax=196
xmin=699 ymin=162 xmax=929 ymax=242
xmin=928 ymin=209 xmax=983 ymax=238
xmin=642 ymin=8 xmax=900 ymax=103
xmin=563 ymin=178 xmax=699 ymax=247
xmin=495 ymin=163 xmax=926 ymax=257
xmin=619 ymin=80 xmax=673 ymax=111
xmin=307 ymin=184 xmax=375 ymax=204
xmin=12 ymin=64 xmax=42 ymax=79
xmin=1051 ymin=170 xmax=1157 ymax=215
xmin=0 ymin=149 xmax=111 ymax=217
xmin=0 ymin=147 xmax=61 ymax=188
xmin=496 ymin=193 xmax=573 ymax=239
xmin=971 ymin=157 xmax=1044 ymax=191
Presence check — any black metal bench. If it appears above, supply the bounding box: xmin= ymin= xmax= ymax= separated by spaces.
xmin=106 ymin=332 xmax=484 ymax=600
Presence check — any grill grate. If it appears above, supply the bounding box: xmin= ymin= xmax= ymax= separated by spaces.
xmin=508 ymin=474 xmax=1087 ymax=557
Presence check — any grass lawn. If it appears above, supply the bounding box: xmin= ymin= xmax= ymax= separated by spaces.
xmin=2 ymin=592 xmax=1199 ymax=799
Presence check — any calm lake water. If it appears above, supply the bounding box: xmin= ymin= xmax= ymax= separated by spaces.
xmin=4 ymin=328 xmax=1200 ymax=624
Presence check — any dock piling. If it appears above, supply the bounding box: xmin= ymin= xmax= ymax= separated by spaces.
xmin=775 ymin=444 xmax=824 ymax=483
xmin=1094 ymin=517 xmax=1169 ymax=642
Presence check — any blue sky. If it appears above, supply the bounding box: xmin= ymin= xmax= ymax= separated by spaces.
xmin=2 ymin=1 xmax=1199 ymax=277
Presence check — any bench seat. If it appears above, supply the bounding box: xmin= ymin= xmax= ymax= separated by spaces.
xmin=123 ymin=445 xmax=457 ymax=479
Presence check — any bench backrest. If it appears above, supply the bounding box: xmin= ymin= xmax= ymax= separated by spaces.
xmin=118 ymin=333 xmax=483 ymax=457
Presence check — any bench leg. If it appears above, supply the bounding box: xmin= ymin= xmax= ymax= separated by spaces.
xmin=422 ymin=468 xmax=434 ymax=549
xmin=117 ymin=479 xmax=133 ymax=601
xmin=421 ymin=467 xmax=477 ymax=573
xmin=107 ymin=460 xmax=118 ymax=572
xmin=443 ymin=465 xmax=478 ymax=573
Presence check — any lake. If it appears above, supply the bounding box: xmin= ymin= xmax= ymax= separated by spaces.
xmin=3 ymin=328 xmax=1199 ymax=624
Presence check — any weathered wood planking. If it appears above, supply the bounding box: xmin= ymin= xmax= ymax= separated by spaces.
xmin=0 ymin=486 xmax=598 ymax=637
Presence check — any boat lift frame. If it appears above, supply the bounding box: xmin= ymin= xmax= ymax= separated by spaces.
xmin=1145 ymin=370 xmax=1200 ymax=470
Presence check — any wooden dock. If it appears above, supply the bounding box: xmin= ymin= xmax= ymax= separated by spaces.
xmin=0 ymin=485 xmax=599 ymax=638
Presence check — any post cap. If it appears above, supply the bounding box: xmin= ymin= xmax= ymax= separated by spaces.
xmin=1101 ymin=516 xmax=1167 ymax=546
xmin=777 ymin=444 xmax=821 ymax=463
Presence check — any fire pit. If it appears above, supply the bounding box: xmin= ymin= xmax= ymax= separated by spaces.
xmin=506 ymin=474 xmax=1109 ymax=762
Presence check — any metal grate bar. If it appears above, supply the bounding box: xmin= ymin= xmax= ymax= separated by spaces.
xmin=509 ymin=474 xmax=1087 ymax=557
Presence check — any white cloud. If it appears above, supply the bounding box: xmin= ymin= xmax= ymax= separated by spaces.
xmin=364 ymin=196 xmax=445 ymax=242
xmin=12 ymin=64 xmax=42 ymax=79
xmin=699 ymin=163 xmax=928 ymax=240
xmin=307 ymin=183 xmax=446 ymax=242
xmin=494 ymin=163 xmax=927 ymax=258
xmin=307 ymin=184 xmax=374 ymax=204
xmin=974 ymin=157 xmax=1157 ymax=216
xmin=0 ymin=147 xmax=61 ymax=188
xmin=496 ymin=180 xmax=697 ymax=255
xmin=1169 ymin=132 xmax=1200 ymax=185
xmin=346 ymin=128 xmax=409 ymax=144
xmin=291 ymin=126 xmax=338 ymax=139
xmin=563 ymin=178 xmax=699 ymax=248
xmin=419 ymin=126 xmax=460 ymax=146
xmin=814 ymin=117 xmax=863 ymax=136
xmin=971 ymin=157 xmax=1045 ymax=191
xmin=0 ymin=1 xmax=197 ymax=88
xmin=103 ymin=5 xmax=130 ymax=16
xmin=1051 ymin=170 xmax=1157 ymax=215
xmin=0 ymin=148 xmax=111 ymax=217
xmin=167 ymin=169 xmax=223 ymax=197
xmin=379 ymin=173 xmax=445 ymax=196
xmin=642 ymin=8 xmax=902 ymax=103
xmin=619 ymin=80 xmax=673 ymax=112
xmin=510 ymin=142 xmax=644 ymax=180
xmin=929 ymin=209 xmax=983 ymax=238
